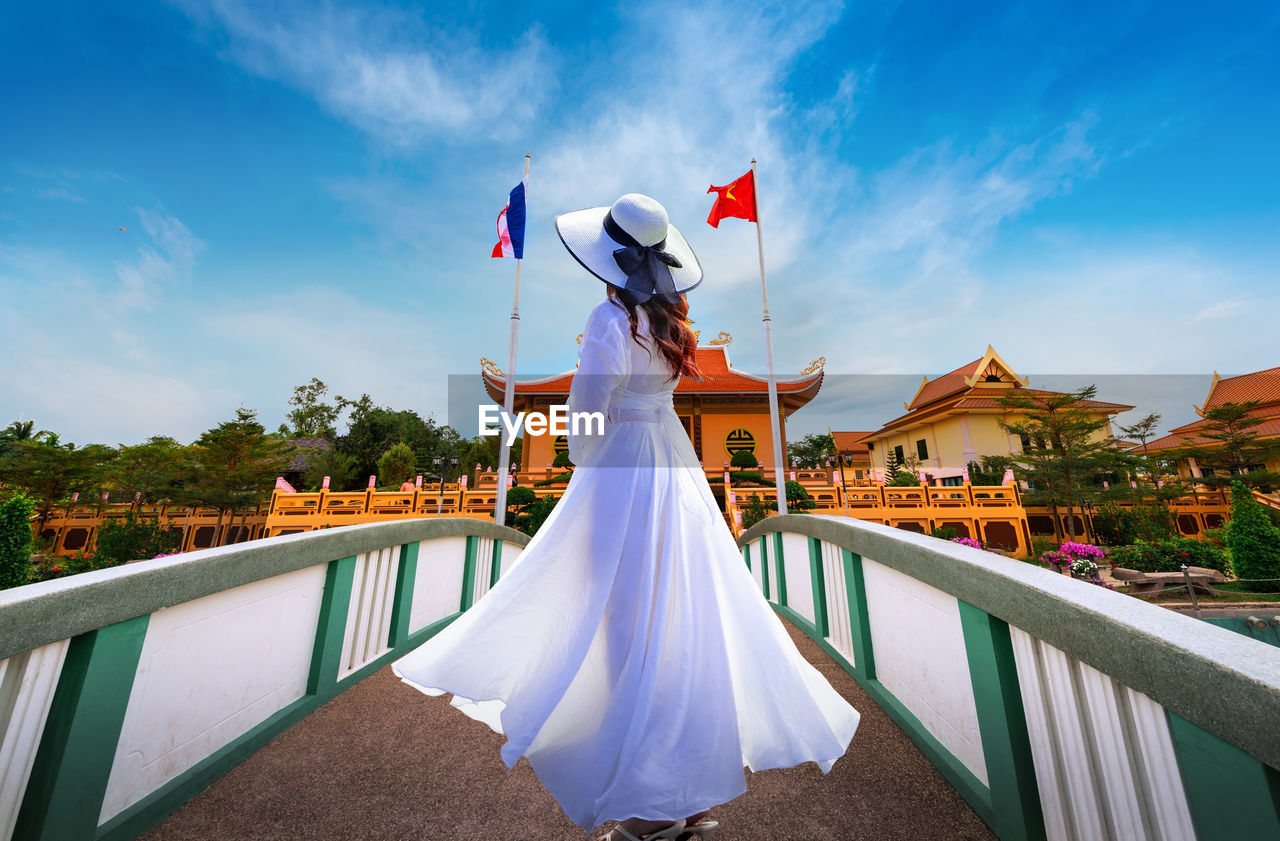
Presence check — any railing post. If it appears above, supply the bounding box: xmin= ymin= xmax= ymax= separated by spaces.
xmin=459 ymin=535 xmax=479 ymax=611
xmin=388 ymin=543 xmax=419 ymax=648
xmin=773 ymin=532 xmax=788 ymax=607
xmin=759 ymin=536 xmax=771 ymax=601
xmin=1168 ymin=712 xmax=1280 ymax=838
xmin=840 ymin=548 xmax=876 ymax=680
xmin=14 ymin=616 xmax=150 ymax=841
xmin=807 ymin=536 xmax=829 ymax=637
xmin=490 ymin=538 xmax=504 ymax=586
xmin=742 ymin=542 xmax=752 ymax=571
xmin=958 ymin=601 xmax=1046 ymax=841
xmin=307 ymin=556 xmax=356 ymax=695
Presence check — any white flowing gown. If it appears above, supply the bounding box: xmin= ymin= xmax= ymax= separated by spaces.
xmin=393 ymin=298 xmax=859 ymax=829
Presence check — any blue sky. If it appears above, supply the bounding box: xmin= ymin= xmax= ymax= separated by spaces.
xmin=2 ymin=0 xmax=1277 ymax=446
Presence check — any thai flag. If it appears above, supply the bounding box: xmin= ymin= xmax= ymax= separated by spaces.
xmin=491 ymin=176 xmax=527 ymax=259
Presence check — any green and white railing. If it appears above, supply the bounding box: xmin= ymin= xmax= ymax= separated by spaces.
xmin=738 ymin=514 xmax=1280 ymax=841
xmin=0 ymin=519 xmax=527 ymax=841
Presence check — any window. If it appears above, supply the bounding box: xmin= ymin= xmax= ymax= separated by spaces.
xmin=893 ymin=444 xmax=904 ymax=464
xmin=941 ymin=476 xmax=964 ymax=487
xmin=1019 ymin=433 xmax=1031 ymax=450
xmin=916 ymin=439 xmax=929 ymax=460
xmin=1201 ymin=468 xmax=1216 ymax=477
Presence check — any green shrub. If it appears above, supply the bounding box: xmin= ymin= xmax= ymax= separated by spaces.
xmin=730 ymin=449 xmax=759 ymax=471
xmin=1030 ymin=536 xmax=1060 ymax=559
xmin=1106 ymin=538 xmax=1229 ymax=575
xmin=533 ymin=472 xmax=573 ymax=487
xmin=931 ymin=526 xmax=959 ymax=541
xmin=887 ymin=471 xmax=921 ymax=487
xmin=1227 ymin=481 xmax=1280 ymax=592
xmin=765 ymin=480 xmax=816 ymax=513
xmin=0 ymin=494 xmax=35 ymax=589
xmin=94 ymin=511 xmax=182 ymax=567
xmin=1092 ymin=501 xmax=1176 ymax=546
xmin=730 ymin=471 xmax=766 ymax=485
xmin=741 ymin=494 xmax=771 ymax=530
xmin=552 ymin=450 xmax=574 ymax=470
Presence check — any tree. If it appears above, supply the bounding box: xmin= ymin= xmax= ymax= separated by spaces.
xmin=730 ymin=449 xmax=758 ymax=472
xmin=285 ymin=378 xmax=341 ymax=438
xmin=0 ymin=438 xmax=115 ymax=526
xmin=967 ymin=455 xmax=1015 ymax=486
xmin=1180 ymin=402 xmax=1280 ymax=492
xmin=1226 ymin=481 xmax=1280 ymax=591
xmin=94 ymin=511 xmax=181 ymax=567
xmin=302 ymin=447 xmax=357 ymax=491
xmin=377 ymin=443 xmax=417 ymax=488
xmin=1117 ymin=411 xmax=1162 ymax=465
xmin=0 ymin=420 xmax=50 ymax=459
xmin=998 ymin=386 xmax=1132 ymax=542
xmin=883 ymin=449 xmax=907 ymax=484
xmin=338 ymin=405 xmax=454 ymax=488
xmin=188 ymin=408 xmax=294 ymax=545
xmin=788 ymin=433 xmax=834 ymax=469
xmin=0 ymin=494 xmax=34 ymax=590
xmin=110 ymin=436 xmax=191 ymax=504
xmin=552 ymin=450 xmax=574 ymax=470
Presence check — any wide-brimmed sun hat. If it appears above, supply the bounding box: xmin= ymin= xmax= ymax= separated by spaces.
xmin=555 ymin=193 xmax=702 ymax=303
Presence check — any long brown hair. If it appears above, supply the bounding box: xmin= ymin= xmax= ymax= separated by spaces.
xmin=606 ymin=286 xmax=702 ymax=381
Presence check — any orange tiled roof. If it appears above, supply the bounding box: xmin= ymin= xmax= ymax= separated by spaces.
xmin=952 ymin=390 xmax=1133 ymax=412
xmin=832 ymin=431 xmax=873 ymax=454
xmin=1203 ymin=366 xmax=1280 ymax=411
xmin=906 ymin=359 xmax=983 ymax=410
xmin=482 ymin=346 xmax=822 ymax=399
xmin=1145 ymin=415 xmax=1280 ymax=452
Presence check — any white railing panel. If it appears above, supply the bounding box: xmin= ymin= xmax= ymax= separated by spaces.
xmin=1010 ymin=627 xmax=1194 ymax=841
xmin=101 ymin=564 xmax=327 ymax=822
xmin=779 ymin=533 xmax=815 ymax=624
xmin=408 ymin=536 xmax=467 ymax=634
xmin=498 ymin=541 xmax=522 ymax=578
xmin=820 ymin=540 xmax=855 ymax=666
xmin=764 ymin=537 xmax=779 ymax=605
xmin=747 ymin=544 xmax=763 ymax=593
xmin=862 ymin=558 xmax=987 ymax=786
xmin=473 ymin=537 xmax=495 ymax=601
xmin=0 ymin=639 xmax=69 ymax=841
xmin=338 ymin=547 xmax=399 ymax=680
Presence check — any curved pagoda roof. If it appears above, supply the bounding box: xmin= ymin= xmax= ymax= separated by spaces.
xmin=481 ymin=344 xmax=823 ymax=414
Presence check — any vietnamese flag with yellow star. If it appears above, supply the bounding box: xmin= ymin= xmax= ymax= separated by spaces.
xmin=706 ymin=169 xmax=757 ymax=227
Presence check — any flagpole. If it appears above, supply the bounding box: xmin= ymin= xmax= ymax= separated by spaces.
xmin=494 ymin=153 xmax=531 ymax=525
xmin=752 ymin=158 xmax=788 ymax=515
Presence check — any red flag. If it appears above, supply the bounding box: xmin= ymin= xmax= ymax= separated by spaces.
xmin=706 ymin=169 xmax=757 ymax=228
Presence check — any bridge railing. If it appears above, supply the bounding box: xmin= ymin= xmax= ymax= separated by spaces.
xmin=0 ymin=518 xmax=528 ymax=841
xmin=738 ymin=514 xmax=1280 ymax=841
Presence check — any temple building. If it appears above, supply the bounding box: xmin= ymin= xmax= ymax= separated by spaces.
xmin=480 ymin=331 xmax=825 ymax=475
xmin=1142 ymin=365 xmax=1280 ymax=481
xmin=860 ymin=346 xmax=1133 ymax=484
xmin=830 ymin=430 xmax=874 ymax=481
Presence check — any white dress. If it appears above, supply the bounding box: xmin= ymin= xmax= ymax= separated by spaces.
xmin=393 ymin=298 xmax=859 ymax=830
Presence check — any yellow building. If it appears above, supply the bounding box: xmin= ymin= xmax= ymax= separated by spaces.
xmin=1142 ymin=365 xmax=1280 ymax=482
xmin=480 ymin=334 xmax=825 ymax=474
xmin=861 ymin=346 xmax=1132 ymax=485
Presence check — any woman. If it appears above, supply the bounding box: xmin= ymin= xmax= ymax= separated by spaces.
xmin=393 ymin=193 xmax=859 ymax=841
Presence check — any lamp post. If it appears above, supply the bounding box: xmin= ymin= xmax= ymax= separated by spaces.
xmin=432 ymin=456 xmax=460 ymax=517
xmin=1082 ymin=499 xmax=1096 ymax=544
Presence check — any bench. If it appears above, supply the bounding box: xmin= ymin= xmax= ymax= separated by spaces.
xmin=1112 ymin=566 xmax=1225 ymax=598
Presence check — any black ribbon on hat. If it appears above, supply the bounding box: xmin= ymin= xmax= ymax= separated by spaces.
xmin=604 ymin=211 xmax=683 ymax=303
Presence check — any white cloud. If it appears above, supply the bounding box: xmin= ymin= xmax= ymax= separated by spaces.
xmin=1192 ymin=299 xmax=1247 ymax=321
xmin=174 ymin=0 xmax=552 ymax=145
xmin=35 ymin=186 xmax=87 ymax=203
xmin=112 ymin=208 xmax=206 ymax=311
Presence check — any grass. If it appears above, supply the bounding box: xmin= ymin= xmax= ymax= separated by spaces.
xmin=1120 ymin=580 xmax=1280 ymax=604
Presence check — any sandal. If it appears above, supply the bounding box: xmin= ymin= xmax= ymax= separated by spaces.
xmin=677 ymin=818 xmax=719 ymax=841
xmin=599 ymin=818 xmax=687 ymax=841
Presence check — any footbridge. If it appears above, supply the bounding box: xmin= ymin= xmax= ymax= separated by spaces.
xmin=2 ymin=516 xmax=1278 ymax=840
